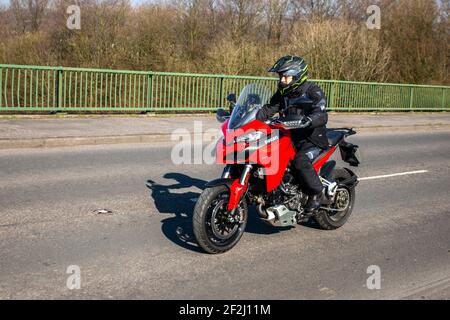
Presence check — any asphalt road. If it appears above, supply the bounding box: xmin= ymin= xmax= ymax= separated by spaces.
xmin=0 ymin=128 xmax=449 ymax=299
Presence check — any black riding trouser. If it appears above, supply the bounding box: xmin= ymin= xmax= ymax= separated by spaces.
xmin=292 ymin=140 xmax=325 ymax=195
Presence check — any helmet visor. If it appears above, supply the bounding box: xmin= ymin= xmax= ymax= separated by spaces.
xmin=280 ymin=69 xmax=300 ymax=77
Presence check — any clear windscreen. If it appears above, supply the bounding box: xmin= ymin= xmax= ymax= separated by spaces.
xmin=228 ymin=84 xmax=273 ymax=130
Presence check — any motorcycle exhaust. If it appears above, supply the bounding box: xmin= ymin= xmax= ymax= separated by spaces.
xmin=256 ymin=203 xmax=269 ymax=219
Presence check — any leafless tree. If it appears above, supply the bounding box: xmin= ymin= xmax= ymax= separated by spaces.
xmin=218 ymin=0 xmax=263 ymax=40
xmin=265 ymin=0 xmax=290 ymax=44
xmin=10 ymin=0 xmax=50 ymax=32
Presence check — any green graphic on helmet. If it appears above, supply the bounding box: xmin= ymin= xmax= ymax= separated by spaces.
xmin=268 ymin=56 xmax=308 ymax=96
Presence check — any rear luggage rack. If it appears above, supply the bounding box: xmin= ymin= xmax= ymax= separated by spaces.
xmin=328 ymin=128 xmax=357 ymax=137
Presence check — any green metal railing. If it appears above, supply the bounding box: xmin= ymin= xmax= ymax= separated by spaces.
xmin=0 ymin=64 xmax=449 ymax=112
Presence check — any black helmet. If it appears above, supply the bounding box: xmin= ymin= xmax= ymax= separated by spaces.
xmin=268 ymin=55 xmax=308 ymax=96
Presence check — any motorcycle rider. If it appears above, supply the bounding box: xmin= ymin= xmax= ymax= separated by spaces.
xmin=256 ymin=55 xmax=328 ymax=215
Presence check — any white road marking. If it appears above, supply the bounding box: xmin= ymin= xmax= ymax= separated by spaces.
xmin=359 ymin=170 xmax=428 ymax=181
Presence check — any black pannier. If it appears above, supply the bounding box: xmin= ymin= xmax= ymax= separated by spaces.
xmin=339 ymin=141 xmax=360 ymax=167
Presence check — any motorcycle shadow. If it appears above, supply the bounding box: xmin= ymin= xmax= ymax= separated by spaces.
xmin=146 ymin=173 xmax=295 ymax=253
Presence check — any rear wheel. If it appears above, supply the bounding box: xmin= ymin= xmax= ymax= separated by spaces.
xmin=193 ymin=185 xmax=248 ymax=254
xmin=314 ymin=168 xmax=355 ymax=230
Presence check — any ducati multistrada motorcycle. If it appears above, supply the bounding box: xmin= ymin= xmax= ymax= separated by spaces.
xmin=193 ymin=84 xmax=360 ymax=254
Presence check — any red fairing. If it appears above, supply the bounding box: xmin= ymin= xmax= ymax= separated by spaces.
xmin=216 ymin=119 xmax=296 ymax=194
xmin=257 ymin=128 xmax=296 ymax=193
xmin=313 ymin=145 xmax=337 ymax=172
xmin=227 ymin=179 xmax=247 ymax=210
xmin=221 ymin=120 xmax=229 ymax=137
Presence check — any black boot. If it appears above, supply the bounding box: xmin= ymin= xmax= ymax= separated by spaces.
xmin=304 ymin=190 xmax=325 ymax=215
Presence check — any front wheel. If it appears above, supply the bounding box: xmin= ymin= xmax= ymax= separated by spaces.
xmin=314 ymin=168 xmax=356 ymax=230
xmin=193 ymin=185 xmax=248 ymax=254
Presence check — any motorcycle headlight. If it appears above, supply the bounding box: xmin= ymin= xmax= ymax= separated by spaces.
xmin=235 ymin=131 xmax=264 ymax=143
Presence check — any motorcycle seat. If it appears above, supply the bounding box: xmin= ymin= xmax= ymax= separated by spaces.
xmin=326 ymin=129 xmax=346 ymax=146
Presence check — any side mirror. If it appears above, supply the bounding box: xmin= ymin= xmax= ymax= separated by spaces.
xmin=216 ymin=108 xmax=230 ymax=123
xmin=246 ymin=93 xmax=261 ymax=105
xmin=226 ymin=93 xmax=237 ymax=113
xmin=226 ymin=93 xmax=236 ymax=105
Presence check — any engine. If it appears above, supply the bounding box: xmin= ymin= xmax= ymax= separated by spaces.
xmin=268 ymin=172 xmax=305 ymax=210
xmin=256 ymin=171 xmax=308 ymax=227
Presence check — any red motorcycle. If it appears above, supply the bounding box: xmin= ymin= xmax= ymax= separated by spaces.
xmin=193 ymin=84 xmax=360 ymax=254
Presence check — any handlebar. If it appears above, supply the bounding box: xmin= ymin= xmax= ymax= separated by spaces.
xmin=267 ymin=115 xmax=311 ymax=129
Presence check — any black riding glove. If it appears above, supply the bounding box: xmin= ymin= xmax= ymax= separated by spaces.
xmin=256 ymin=103 xmax=281 ymax=122
xmin=280 ymin=117 xmax=312 ymax=129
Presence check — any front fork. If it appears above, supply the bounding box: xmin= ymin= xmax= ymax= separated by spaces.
xmin=223 ymin=164 xmax=252 ymax=213
xmin=221 ymin=165 xmax=232 ymax=179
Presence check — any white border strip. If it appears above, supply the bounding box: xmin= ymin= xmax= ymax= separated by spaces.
xmin=359 ymin=170 xmax=428 ymax=181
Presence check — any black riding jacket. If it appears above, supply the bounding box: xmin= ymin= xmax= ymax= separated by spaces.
xmin=257 ymin=81 xmax=329 ymax=150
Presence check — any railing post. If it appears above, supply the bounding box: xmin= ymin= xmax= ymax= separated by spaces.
xmin=56 ymin=67 xmax=63 ymax=110
xmin=0 ymin=67 xmax=3 ymax=110
xmin=219 ymin=76 xmax=224 ymax=109
xmin=147 ymin=73 xmax=153 ymax=111
xmin=409 ymin=86 xmax=414 ymax=111
xmin=442 ymin=88 xmax=446 ymax=111
xmin=329 ymin=81 xmax=335 ymax=111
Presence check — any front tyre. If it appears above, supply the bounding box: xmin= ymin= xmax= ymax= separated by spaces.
xmin=193 ymin=185 xmax=248 ymax=254
xmin=314 ymin=168 xmax=356 ymax=230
